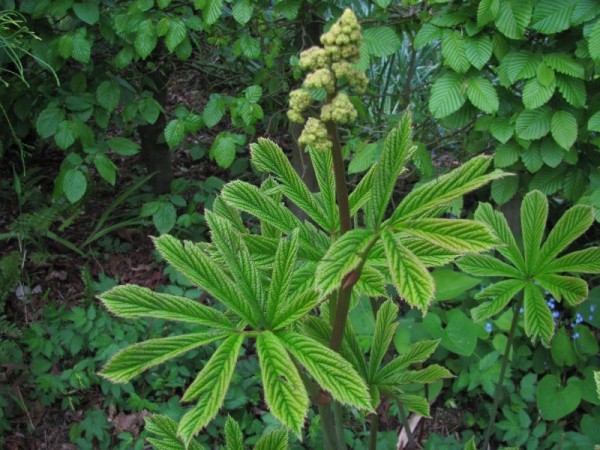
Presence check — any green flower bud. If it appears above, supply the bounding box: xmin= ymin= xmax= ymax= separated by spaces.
xmin=298 ymin=46 xmax=329 ymax=70
xmin=348 ymin=70 xmax=368 ymax=93
xmin=321 ymin=92 xmax=357 ymax=125
xmin=299 ymin=118 xmax=332 ymax=152
xmin=303 ymin=68 xmax=335 ymax=94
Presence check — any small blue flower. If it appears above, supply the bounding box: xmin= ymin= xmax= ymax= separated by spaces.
xmin=534 ymin=280 xmax=539 ymax=286
xmin=519 ymin=307 xmax=524 ymax=314
xmin=546 ymin=300 xmax=555 ymax=310
xmin=591 ymin=305 xmax=596 ymax=312
xmin=590 ymin=315 xmax=594 ymax=321
xmin=575 ymin=313 xmax=583 ymax=324
xmin=571 ymin=323 xmax=576 ymax=329
xmin=544 ymin=290 xmax=550 ymax=295
xmin=552 ymin=311 xmax=560 ymax=318
xmin=485 ymin=323 xmax=492 ymax=333
xmin=572 ymin=333 xmax=580 ymax=340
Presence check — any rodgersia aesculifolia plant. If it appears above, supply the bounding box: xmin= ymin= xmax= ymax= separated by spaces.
xmin=99 ymin=9 xmax=509 ymax=449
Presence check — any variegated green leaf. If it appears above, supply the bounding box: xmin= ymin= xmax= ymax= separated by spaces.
xmin=382 ymin=230 xmax=435 ymax=312
xmin=154 ymin=234 xmax=256 ymax=325
xmin=543 ymin=247 xmax=600 ymax=274
xmin=178 ymin=334 xmax=243 ymax=444
xmin=471 ymin=279 xmax=526 ymax=321
xmin=145 ymin=415 xmax=205 ymax=450
xmin=368 ymin=300 xmax=399 ymax=381
xmin=257 ymin=331 xmax=308 ymax=436
xmin=457 ymin=253 xmax=521 ymax=278
xmin=535 ymin=205 xmax=594 ymax=271
xmin=375 ymin=339 xmax=440 ymax=383
xmin=315 ymin=229 xmax=378 ymax=296
xmin=101 ymin=332 xmax=229 ymax=383
xmin=535 ymin=274 xmax=588 ymax=306
xmin=267 ymin=231 xmax=300 ymax=324
xmin=99 ymin=285 xmax=232 ymax=329
xmin=399 ymin=219 xmax=496 ymax=253
xmin=523 ymin=282 xmax=554 ymax=344
xmin=521 ymin=190 xmax=548 ymax=271
xmin=277 ymin=330 xmax=372 ymax=411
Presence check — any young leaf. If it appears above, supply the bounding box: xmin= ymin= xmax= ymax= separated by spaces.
xmin=266 ymin=231 xmax=300 ymax=324
xmin=457 ymin=253 xmax=521 ymax=278
xmin=99 ymin=285 xmax=233 ymax=329
xmin=398 ymin=219 xmax=496 ymax=253
xmin=254 ymin=429 xmax=288 ymax=450
xmin=368 ymin=300 xmax=399 ymax=381
xmin=523 ymin=282 xmax=554 ymax=344
xmin=396 ymin=393 xmax=431 ymax=418
xmin=100 ymin=332 xmax=229 ymax=383
xmin=365 ymin=112 xmax=415 ymax=229
xmin=154 ymin=234 xmax=257 ymax=326
xmin=224 ymin=416 xmax=243 ymax=450
xmin=145 ymin=415 xmax=205 ymax=450
xmin=375 ymin=339 xmax=440 ymax=383
xmin=349 ymin=165 xmax=375 ymax=215
xmin=386 ymin=364 xmax=453 ymax=385
xmin=521 ymin=190 xmax=548 ymax=271
xmin=277 ymin=330 xmax=372 ymax=411
xmin=272 ymin=288 xmax=320 ymax=330
xmin=315 ymin=229 xmax=377 ymax=296
xmin=535 ymin=274 xmax=588 ymax=306
xmin=543 ymin=247 xmax=600 ymax=274
xmin=381 ymin=230 xmax=435 ymax=313
xmin=257 ymin=331 xmax=309 ymax=436
xmin=178 ymin=334 xmax=244 ymax=443
xmin=471 ymin=279 xmax=526 ymax=321
xmin=309 ymin=148 xmax=337 ymax=229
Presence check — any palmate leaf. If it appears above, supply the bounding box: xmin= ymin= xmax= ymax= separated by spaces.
xmin=315 ymin=229 xmax=378 ymax=296
xmin=224 ymin=416 xmax=243 ymax=450
xmin=402 ymin=237 xmax=459 ymax=267
xmin=154 ymin=235 xmax=256 ymax=326
xmin=375 ymin=339 xmax=440 ymax=383
xmin=381 ymin=231 xmax=435 ymax=313
xmin=178 ymin=334 xmax=244 ymax=444
xmin=100 ymin=332 xmax=229 ymax=383
xmin=474 ymin=203 xmax=525 ymax=271
xmin=277 ymin=330 xmax=372 ymax=411
xmin=543 ymin=247 xmax=600 ymax=274
xmin=368 ymin=300 xmax=399 ymax=381
xmin=99 ymin=285 xmax=233 ymax=330
xmin=388 ymin=155 xmax=502 ymax=223
xmin=266 ymin=231 xmax=299 ymax=324
xmin=254 ymin=429 xmax=288 ymax=450
xmin=251 ymin=139 xmax=331 ymax=231
xmin=309 ymin=148 xmax=337 ymax=230
xmin=365 ymin=112 xmax=415 ymax=230
xmin=207 ymin=212 xmax=264 ymax=319
xmin=535 ymin=274 xmax=588 ymax=306
xmin=145 ymin=415 xmax=205 ymax=450
xmin=385 ymin=364 xmax=453 ymax=385
xmin=396 ymin=393 xmax=430 ymax=418
xmin=521 ymin=190 xmax=548 ymax=271
xmin=457 ymin=253 xmax=521 ymax=278
xmin=523 ymin=282 xmax=554 ymax=344
xmin=398 ymin=219 xmax=496 ymax=253
xmin=349 ymin=165 xmax=375 ymax=216
xmin=471 ymin=279 xmax=526 ymax=322
xmin=272 ymin=288 xmax=320 ymax=330
xmin=257 ymin=331 xmax=309 ymax=436
xmin=535 ymin=205 xmax=594 ymax=270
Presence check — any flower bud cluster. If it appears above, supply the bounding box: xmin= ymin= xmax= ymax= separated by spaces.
xmin=298 ymin=118 xmax=332 ymax=153
xmin=287 ymin=89 xmax=313 ymax=124
xmin=320 ymin=9 xmax=362 ymax=63
xmin=299 ymin=46 xmax=329 ymax=70
xmin=332 ymin=62 xmax=369 ymax=93
xmin=303 ymin=68 xmax=335 ymax=93
xmin=320 ymin=92 xmax=357 ymax=124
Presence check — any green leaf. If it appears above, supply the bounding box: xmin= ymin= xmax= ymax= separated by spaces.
xmin=457 ymin=253 xmax=521 ymax=278
xmin=381 ymin=230 xmax=435 ymax=313
xmin=498 ymin=51 xmax=539 ymax=86
xmin=101 ymin=332 xmax=228 ymax=383
xmin=474 ymin=202 xmax=525 ymax=270
xmin=315 ymin=229 xmax=377 ymax=296
xmin=442 ymin=30 xmax=470 ymax=73
xmin=277 ymin=331 xmax=372 ymax=411
xmin=535 ymin=273 xmax=588 ymax=306
xmin=109 ymin=137 xmax=140 ymax=156
xmin=224 ymin=417 xmax=243 ymax=450
xmin=543 ymin=247 xmax=600 ymax=274
xmin=251 ymin=138 xmax=330 ymax=230
xmin=432 ymin=269 xmax=481 ymax=301
xmin=203 ymin=0 xmax=223 ymax=25
xmin=540 ymin=139 xmax=565 ymax=168
xmin=495 ymin=0 xmax=532 ymax=39
xmin=138 ymin=97 xmax=161 ymax=124
xmin=537 ymin=374 xmax=581 ymax=420
xmin=536 ymin=205 xmax=594 ymax=270
xmin=54 ymin=120 xmax=78 ymax=149
xmin=399 ymin=219 xmax=496 ymax=253
xmin=521 ymin=145 xmax=543 ymax=172
xmin=386 ymin=364 xmax=453 ymax=385
xmin=491 ymin=176 xmax=518 ymax=205
xmin=245 ymin=85 xmax=262 ymax=103
xmin=135 ymin=20 xmax=157 ymax=59
xmin=369 ymin=300 xmax=399 ymax=381
xmin=467 ymin=77 xmax=499 ymax=113
xmin=232 ymin=0 xmax=253 ymax=25
xmin=178 ymin=334 xmax=243 ymax=445
xmin=531 ymin=0 xmax=575 ymax=34
xmin=464 ymin=436 xmax=477 ymax=450
xmin=551 ymin=326 xmax=577 ymax=367
xmin=165 ymin=119 xmax=186 ymax=148
xmin=153 ymin=202 xmax=176 ymax=234
xmin=429 ymin=72 xmax=467 ymax=119
xmin=556 ymin=75 xmax=586 ymax=108
xmin=589 ymin=111 xmax=600 ymax=132
xmin=239 ymin=35 xmax=260 ymax=58
xmin=494 ymin=142 xmax=519 ymax=167
xmin=414 ymin=23 xmax=442 ymax=49
xmin=36 ymin=106 xmax=65 ymax=139
xmin=63 ymin=169 xmax=87 ymax=203
xmin=529 ymin=166 xmax=565 ymax=195
xmin=99 ymin=284 xmax=233 ymax=329
xmin=146 ymin=415 xmax=205 ymax=450
xmin=93 ymin=154 xmax=117 ymax=185
xmin=363 ymin=27 xmax=401 ymax=57
xmin=96 ymin=81 xmax=120 ymax=112
xmin=72 ymin=32 xmax=91 ymax=63
xmin=543 ymin=53 xmax=585 ymax=79
xmin=522 ymin=77 xmax=555 ymax=109
xmin=521 ymin=190 xmax=548 ymax=271
xmin=203 ymin=95 xmax=225 ymax=128
xmin=266 ymin=231 xmax=299 ymax=324
xmin=465 ymin=34 xmax=492 ymax=70
xmin=515 ymin=106 xmax=552 ymax=140
xmin=523 ymin=282 xmax=554 ymax=344
xmin=254 ymin=430 xmax=288 ymax=450
xmin=257 ymin=332 xmax=308 ymax=436
xmin=166 ymin=19 xmax=187 ymax=52
xmin=478 ymin=0 xmax=500 ymax=27
xmin=73 ymin=2 xmax=99 ymax=24
xmin=221 ymin=181 xmax=301 ymax=233
xmin=272 ymin=288 xmax=320 ymax=330
xmin=551 ymin=111 xmax=577 ymax=150
xmin=376 ymin=339 xmax=440 ymax=382
xmin=154 ymin=234 xmax=257 ymax=325
xmin=211 ymin=134 xmax=236 ymax=168
xmin=589 ymin=20 xmax=600 ymax=60
xmin=472 ymin=279 xmax=526 ymax=321
xmin=365 ymin=112 xmax=415 ymax=229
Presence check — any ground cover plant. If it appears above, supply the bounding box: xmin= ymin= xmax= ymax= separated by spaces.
xmin=1 ymin=1 xmax=600 ymax=449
